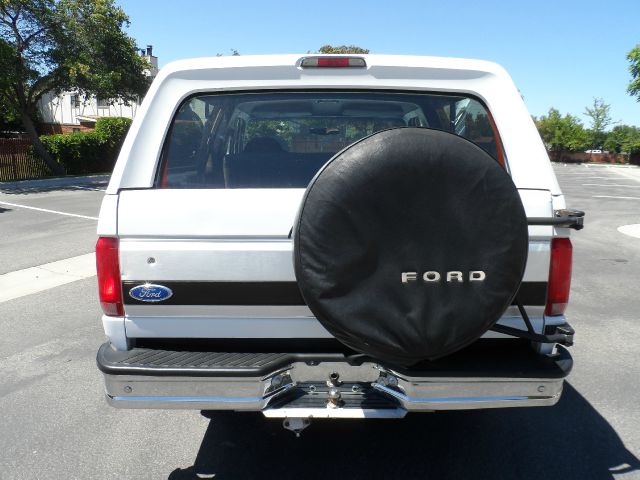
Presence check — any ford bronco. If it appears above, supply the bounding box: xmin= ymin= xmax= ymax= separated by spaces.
xmin=95 ymin=54 xmax=583 ymax=435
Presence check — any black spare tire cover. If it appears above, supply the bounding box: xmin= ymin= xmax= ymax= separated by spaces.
xmin=294 ymin=128 xmax=529 ymax=366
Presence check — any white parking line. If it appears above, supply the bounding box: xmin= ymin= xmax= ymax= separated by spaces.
xmin=593 ymin=195 xmax=640 ymax=200
xmin=72 ymin=186 xmax=106 ymax=192
xmin=582 ymin=184 xmax=640 ymax=188
xmin=0 ymin=200 xmax=98 ymax=220
xmin=609 ymin=168 xmax=640 ymax=183
xmin=0 ymin=253 xmax=96 ymax=303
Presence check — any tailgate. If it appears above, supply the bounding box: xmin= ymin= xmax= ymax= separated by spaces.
xmin=117 ymin=188 xmax=327 ymax=339
xmin=117 ymin=188 xmax=553 ymax=340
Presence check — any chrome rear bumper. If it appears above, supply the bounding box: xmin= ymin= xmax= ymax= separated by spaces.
xmin=98 ymin=341 xmax=572 ymax=416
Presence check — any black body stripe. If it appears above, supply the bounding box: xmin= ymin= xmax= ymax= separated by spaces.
xmin=123 ymin=281 xmax=548 ymax=306
xmin=123 ymin=281 xmax=305 ymax=305
xmin=514 ymin=282 xmax=547 ymax=306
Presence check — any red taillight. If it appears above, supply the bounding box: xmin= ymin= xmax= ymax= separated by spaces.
xmin=300 ymin=56 xmax=367 ymax=68
xmin=545 ymin=238 xmax=573 ymax=316
xmin=96 ymin=237 xmax=123 ymax=316
xmin=317 ymin=57 xmax=350 ymax=68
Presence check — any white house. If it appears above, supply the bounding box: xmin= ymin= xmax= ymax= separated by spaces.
xmin=38 ymin=46 xmax=158 ymax=133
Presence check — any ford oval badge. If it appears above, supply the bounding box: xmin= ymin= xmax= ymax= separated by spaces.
xmin=129 ymin=284 xmax=173 ymax=302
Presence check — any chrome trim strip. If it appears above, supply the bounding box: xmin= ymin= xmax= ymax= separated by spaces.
xmin=109 ymin=395 xmax=265 ymax=403
xmin=124 ymin=304 xmax=314 ymax=317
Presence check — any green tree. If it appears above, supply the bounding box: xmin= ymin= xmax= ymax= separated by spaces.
xmin=604 ymin=124 xmax=640 ymax=154
xmin=583 ymin=97 xmax=612 ymax=148
xmin=534 ymin=108 xmax=588 ymax=152
xmin=627 ymin=45 xmax=640 ymax=101
xmin=0 ymin=0 xmax=150 ymax=174
xmin=0 ymin=42 xmax=20 ymax=130
xmin=318 ymin=44 xmax=370 ymax=54
xmin=0 ymin=99 xmax=23 ymax=131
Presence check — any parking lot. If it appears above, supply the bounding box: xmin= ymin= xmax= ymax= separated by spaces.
xmin=1 ymin=163 xmax=639 ymax=479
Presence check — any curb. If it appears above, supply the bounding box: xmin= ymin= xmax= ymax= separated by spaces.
xmin=582 ymin=163 xmax=640 ymax=169
xmin=554 ymin=162 xmax=640 ymax=169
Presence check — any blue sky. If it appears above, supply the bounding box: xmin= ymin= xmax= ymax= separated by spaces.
xmin=116 ymin=0 xmax=639 ymax=127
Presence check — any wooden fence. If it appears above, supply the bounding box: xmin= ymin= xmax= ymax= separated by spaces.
xmin=547 ymin=150 xmax=640 ymax=165
xmin=0 ymin=138 xmax=51 ymax=181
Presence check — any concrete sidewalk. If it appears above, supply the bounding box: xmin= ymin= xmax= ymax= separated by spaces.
xmin=0 ymin=174 xmax=110 ymax=193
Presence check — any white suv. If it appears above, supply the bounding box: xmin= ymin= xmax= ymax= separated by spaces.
xmin=95 ymin=55 xmax=582 ymax=435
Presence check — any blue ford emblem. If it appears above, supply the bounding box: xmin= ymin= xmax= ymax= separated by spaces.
xmin=129 ymin=284 xmax=173 ymax=302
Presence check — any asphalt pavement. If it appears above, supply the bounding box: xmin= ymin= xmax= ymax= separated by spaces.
xmin=0 ymin=165 xmax=639 ymax=480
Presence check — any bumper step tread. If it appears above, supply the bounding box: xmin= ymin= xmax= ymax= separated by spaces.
xmin=97 ymin=340 xmax=572 ymax=379
xmin=98 ymin=345 xmax=296 ymax=376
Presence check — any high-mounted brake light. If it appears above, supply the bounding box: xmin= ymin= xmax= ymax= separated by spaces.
xmin=300 ymin=56 xmax=367 ymax=68
xmin=96 ymin=237 xmax=124 ymax=316
xmin=545 ymin=238 xmax=573 ymax=316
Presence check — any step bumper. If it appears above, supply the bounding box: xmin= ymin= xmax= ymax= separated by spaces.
xmin=97 ymin=341 xmax=572 ymax=415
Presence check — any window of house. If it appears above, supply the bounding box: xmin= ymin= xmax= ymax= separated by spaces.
xmin=70 ymin=95 xmax=80 ymax=108
xmin=97 ymin=98 xmax=109 ymax=108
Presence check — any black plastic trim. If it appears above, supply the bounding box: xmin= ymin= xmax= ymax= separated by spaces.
xmin=97 ymin=339 xmax=572 ymax=380
xmin=97 ymin=343 xmax=366 ymax=377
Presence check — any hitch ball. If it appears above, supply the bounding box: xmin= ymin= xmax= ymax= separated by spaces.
xmin=327 ymin=387 xmax=343 ymax=408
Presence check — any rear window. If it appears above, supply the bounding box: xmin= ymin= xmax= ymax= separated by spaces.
xmin=158 ymin=91 xmax=501 ymax=189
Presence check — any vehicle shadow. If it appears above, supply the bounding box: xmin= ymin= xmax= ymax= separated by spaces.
xmin=168 ymin=383 xmax=639 ymax=480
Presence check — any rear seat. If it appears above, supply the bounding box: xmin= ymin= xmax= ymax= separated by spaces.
xmin=223 ymin=151 xmax=332 ymax=188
